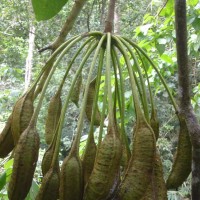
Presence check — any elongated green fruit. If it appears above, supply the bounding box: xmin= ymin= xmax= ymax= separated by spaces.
xmin=166 ymin=116 xmax=192 ymax=189
xmin=120 ymin=132 xmax=130 ymax=170
xmin=11 ymin=90 xmax=34 ymax=144
xmin=83 ymin=125 xmax=122 ymax=200
xmin=141 ymin=151 xmax=167 ymax=200
xmin=8 ymin=124 xmax=39 ymax=200
xmin=82 ymin=135 xmax=97 ymax=186
xmin=60 ymin=153 xmax=83 ymax=200
xmin=118 ymin=120 xmax=155 ymax=200
xmin=45 ymin=92 xmax=62 ymax=145
xmin=41 ymin=144 xmax=60 ymax=176
xmin=0 ymin=115 xmax=14 ymax=158
xmin=71 ymin=72 xmax=82 ymax=107
xmin=36 ymin=168 xmax=60 ymax=200
xmin=85 ymin=78 xmax=102 ymax=126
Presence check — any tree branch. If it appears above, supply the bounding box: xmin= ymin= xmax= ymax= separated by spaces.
xmin=175 ymin=0 xmax=200 ymax=198
xmin=175 ymin=0 xmax=190 ymax=110
xmin=104 ymin=0 xmax=116 ymax=33
xmin=39 ymin=0 xmax=87 ymax=53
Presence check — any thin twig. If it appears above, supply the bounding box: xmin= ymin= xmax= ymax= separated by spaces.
xmin=39 ymin=0 xmax=87 ymax=53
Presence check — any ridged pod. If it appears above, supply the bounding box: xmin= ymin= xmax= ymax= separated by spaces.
xmin=41 ymin=144 xmax=60 ymax=176
xmin=45 ymin=91 xmax=62 ymax=145
xmin=36 ymin=168 xmax=60 ymax=200
xmin=150 ymin=109 xmax=159 ymax=141
xmin=71 ymin=73 xmax=82 ymax=107
xmin=0 ymin=115 xmax=14 ymax=158
xmin=141 ymin=151 xmax=167 ymax=200
xmin=8 ymin=124 xmax=40 ymax=200
xmin=83 ymin=125 xmax=122 ymax=200
xmin=82 ymin=134 xmax=97 ymax=186
xmin=11 ymin=90 xmax=34 ymax=144
xmin=59 ymin=152 xmax=83 ymax=200
xmin=166 ymin=116 xmax=192 ymax=189
xmin=106 ymin=170 xmax=121 ymax=200
xmin=120 ymin=132 xmax=130 ymax=170
xmin=85 ymin=78 xmax=102 ymax=126
xmin=118 ymin=119 xmax=155 ymax=200
xmin=120 ymin=145 xmax=130 ymax=170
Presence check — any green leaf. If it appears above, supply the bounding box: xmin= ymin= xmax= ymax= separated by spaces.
xmin=159 ymin=0 xmax=174 ymax=17
xmin=188 ymin=0 xmax=198 ymax=6
xmin=25 ymin=180 xmax=39 ymax=200
xmin=31 ymin=0 xmax=69 ymax=21
xmin=155 ymin=43 xmax=165 ymax=55
xmin=160 ymin=54 xmax=173 ymax=64
xmin=4 ymin=159 xmax=13 ymax=169
xmin=0 ymin=172 xmax=6 ymax=191
xmin=192 ymin=18 xmax=200 ymax=31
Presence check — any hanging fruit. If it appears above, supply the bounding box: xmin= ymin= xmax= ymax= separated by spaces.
xmin=2 ymin=0 xmax=193 ymax=198
xmin=0 ymin=115 xmax=14 ymax=158
xmin=45 ymin=89 xmax=62 ymax=145
xmin=11 ymin=88 xmax=35 ymax=145
xmin=166 ymin=115 xmax=192 ymax=189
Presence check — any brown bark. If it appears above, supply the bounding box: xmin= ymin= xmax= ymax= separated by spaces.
xmin=175 ymin=0 xmax=200 ymax=198
xmin=100 ymin=0 xmax=106 ymax=26
xmin=25 ymin=25 xmax=35 ymax=92
xmin=104 ymin=0 xmax=116 ymax=33
xmin=114 ymin=2 xmax=120 ymax=34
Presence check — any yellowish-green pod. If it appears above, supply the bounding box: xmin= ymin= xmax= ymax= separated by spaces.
xmin=8 ymin=124 xmax=40 ymax=200
xmin=11 ymin=90 xmax=34 ymax=145
xmin=85 ymin=78 xmax=102 ymax=126
xmin=59 ymin=152 xmax=83 ymax=200
xmin=141 ymin=151 xmax=167 ymax=200
xmin=45 ymin=90 xmax=62 ymax=145
xmin=83 ymin=125 xmax=122 ymax=200
xmin=166 ymin=115 xmax=192 ymax=189
xmin=120 ymin=131 xmax=131 ymax=170
xmin=71 ymin=72 xmax=82 ymax=107
xmin=41 ymin=143 xmax=60 ymax=176
xmin=0 ymin=115 xmax=14 ymax=158
xmin=118 ymin=119 xmax=155 ymax=200
xmin=82 ymin=134 xmax=97 ymax=186
xmin=36 ymin=167 xmax=60 ymax=200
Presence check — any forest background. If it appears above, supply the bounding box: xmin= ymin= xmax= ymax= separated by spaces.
xmin=0 ymin=0 xmax=200 ymax=199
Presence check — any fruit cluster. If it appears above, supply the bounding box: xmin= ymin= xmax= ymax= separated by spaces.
xmin=0 ymin=32 xmax=191 ymax=200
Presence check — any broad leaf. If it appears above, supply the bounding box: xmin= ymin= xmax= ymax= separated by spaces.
xmin=25 ymin=180 xmax=39 ymax=200
xmin=159 ymin=0 xmax=174 ymax=17
xmin=32 ymin=0 xmax=69 ymax=21
xmin=155 ymin=43 xmax=165 ymax=55
xmin=188 ymin=0 xmax=198 ymax=6
xmin=0 ymin=172 xmax=6 ymax=191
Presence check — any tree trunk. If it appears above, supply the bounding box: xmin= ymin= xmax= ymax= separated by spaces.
xmin=100 ymin=0 xmax=106 ymax=27
xmin=114 ymin=2 xmax=120 ymax=34
xmin=24 ymin=25 xmax=35 ymax=92
xmin=175 ymin=0 xmax=200 ymax=198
